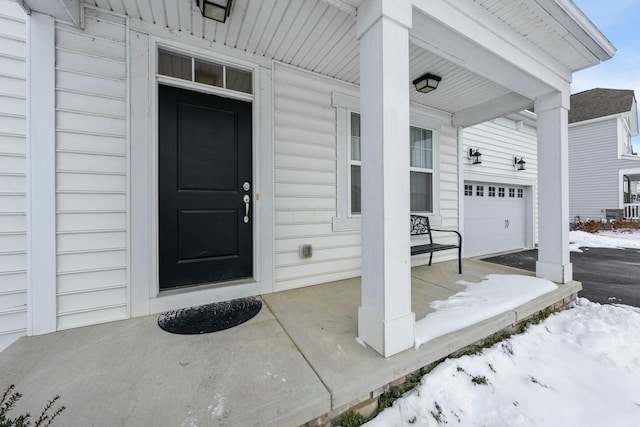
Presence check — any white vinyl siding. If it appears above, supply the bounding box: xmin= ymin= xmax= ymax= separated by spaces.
xmin=54 ymin=9 xmax=128 ymax=330
xmin=0 ymin=0 xmax=27 ymax=351
xmin=273 ymin=63 xmax=459 ymax=290
xmin=463 ymin=118 xmax=538 ymax=178
xmin=429 ymin=121 xmax=460 ymax=260
xmin=463 ymin=117 xmax=538 ymax=245
xmin=273 ymin=63 xmax=360 ymax=291
xmin=569 ymin=118 xmax=640 ymax=221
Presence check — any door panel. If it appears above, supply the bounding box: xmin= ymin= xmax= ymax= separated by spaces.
xmin=159 ymin=85 xmax=252 ymax=289
xmin=177 ymin=210 xmax=237 ymax=260
xmin=178 ymin=103 xmax=237 ymax=191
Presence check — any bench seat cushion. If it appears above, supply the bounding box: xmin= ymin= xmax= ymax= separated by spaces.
xmin=411 ymin=243 xmax=459 ymax=255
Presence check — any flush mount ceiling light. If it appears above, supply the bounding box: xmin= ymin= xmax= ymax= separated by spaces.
xmin=412 ymin=73 xmax=442 ymax=94
xmin=197 ymin=0 xmax=233 ymax=23
xmin=469 ymin=148 xmax=482 ymax=165
xmin=514 ymin=156 xmax=526 ymax=171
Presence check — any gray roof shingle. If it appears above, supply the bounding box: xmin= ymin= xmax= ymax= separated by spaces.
xmin=569 ymin=88 xmax=636 ymax=123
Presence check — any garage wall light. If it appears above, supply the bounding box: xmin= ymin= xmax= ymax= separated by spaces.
xmin=514 ymin=156 xmax=526 ymax=171
xmin=412 ymin=73 xmax=442 ymax=94
xmin=469 ymin=148 xmax=482 ymax=165
xmin=197 ymin=0 xmax=233 ymax=23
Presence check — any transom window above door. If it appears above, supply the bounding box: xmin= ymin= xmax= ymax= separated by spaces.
xmin=157 ymin=49 xmax=252 ymax=94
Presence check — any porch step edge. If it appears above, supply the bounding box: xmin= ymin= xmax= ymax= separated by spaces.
xmin=301 ymin=288 xmax=579 ymax=427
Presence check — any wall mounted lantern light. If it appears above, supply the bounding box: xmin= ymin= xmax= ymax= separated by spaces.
xmin=514 ymin=156 xmax=526 ymax=171
xmin=469 ymin=148 xmax=482 ymax=165
xmin=412 ymin=73 xmax=442 ymax=94
xmin=197 ymin=0 xmax=233 ymax=23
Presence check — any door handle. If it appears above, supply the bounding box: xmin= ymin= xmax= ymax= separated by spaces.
xmin=505 ymin=219 xmax=510 ymax=229
xmin=243 ymin=194 xmax=250 ymax=224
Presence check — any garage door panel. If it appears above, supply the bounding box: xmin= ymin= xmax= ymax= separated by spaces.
xmin=464 ymin=181 xmax=528 ymax=257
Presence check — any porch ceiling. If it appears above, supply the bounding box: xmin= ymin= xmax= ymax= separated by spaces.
xmin=69 ymin=0 xmax=612 ymax=122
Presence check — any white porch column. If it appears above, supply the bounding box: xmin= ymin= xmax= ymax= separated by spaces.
xmin=535 ymin=90 xmax=573 ymax=283
xmin=27 ymin=12 xmax=57 ymax=335
xmin=356 ymin=0 xmax=415 ymax=357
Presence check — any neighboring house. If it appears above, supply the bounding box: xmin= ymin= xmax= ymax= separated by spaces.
xmin=463 ymin=112 xmax=538 ymax=258
xmin=0 ymin=0 xmax=614 ymax=355
xmin=568 ymin=88 xmax=639 ymax=222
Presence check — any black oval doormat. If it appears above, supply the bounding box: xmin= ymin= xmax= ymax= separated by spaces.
xmin=157 ymin=297 xmax=262 ymax=334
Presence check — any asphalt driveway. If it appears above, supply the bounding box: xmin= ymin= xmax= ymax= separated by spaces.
xmin=482 ymin=247 xmax=640 ymax=308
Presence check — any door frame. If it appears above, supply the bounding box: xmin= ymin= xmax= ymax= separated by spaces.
xmin=130 ymin=34 xmax=274 ymax=316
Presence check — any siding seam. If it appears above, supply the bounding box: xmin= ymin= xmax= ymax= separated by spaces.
xmin=55 ymin=68 xmax=125 ymax=84
xmin=57 ymin=284 xmax=127 ymax=297
xmin=56 ymin=107 xmax=126 ymax=121
xmin=55 ymin=129 xmax=125 ymax=139
xmin=56 ymin=302 xmax=127 ymax=316
xmin=0 ymin=270 xmax=26 ymax=276
xmin=0 ymin=72 xmax=25 ymax=81
xmin=56 ymin=266 xmax=126 ymax=276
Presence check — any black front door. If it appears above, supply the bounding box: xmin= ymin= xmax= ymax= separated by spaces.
xmin=158 ymin=85 xmax=253 ymax=289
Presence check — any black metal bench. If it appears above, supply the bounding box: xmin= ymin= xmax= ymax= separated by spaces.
xmin=410 ymin=215 xmax=462 ymax=274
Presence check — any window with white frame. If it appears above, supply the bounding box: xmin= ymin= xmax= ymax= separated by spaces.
xmin=350 ymin=112 xmax=362 ymax=214
xmin=348 ymin=113 xmax=435 ymax=215
xmin=332 ymin=92 xmax=441 ymax=230
xmin=622 ymin=116 xmax=635 ymax=156
xmin=410 ymin=126 xmax=434 ymax=212
xmin=157 ymin=48 xmax=252 ymax=94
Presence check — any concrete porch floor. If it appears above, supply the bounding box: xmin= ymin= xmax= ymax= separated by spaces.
xmin=0 ymin=260 xmax=580 ymax=426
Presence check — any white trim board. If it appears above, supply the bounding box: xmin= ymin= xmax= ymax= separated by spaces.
xmin=27 ymin=12 xmax=56 ymax=336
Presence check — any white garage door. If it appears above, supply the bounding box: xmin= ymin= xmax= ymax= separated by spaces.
xmin=464 ymin=181 xmax=528 ymax=257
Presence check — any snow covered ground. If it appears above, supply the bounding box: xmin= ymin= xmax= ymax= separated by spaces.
xmin=368 ymin=299 xmax=640 ymax=426
xmin=414 ymin=275 xmax=557 ymax=349
xmin=363 ymin=230 xmax=640 ymax=426
xmin=570 ymin=229 xmax=640 ymax=252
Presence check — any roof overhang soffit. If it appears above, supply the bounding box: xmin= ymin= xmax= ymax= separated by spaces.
xmin=411 ymin=0 xmax=569 ymax=98
xmin=410 ymin=0 xmax=587 ymax=127
xmin=18 ymin=0 xmax=81 ymax=25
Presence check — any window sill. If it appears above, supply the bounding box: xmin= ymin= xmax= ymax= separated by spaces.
xmin=332 ymin=216 xmax=361 ymax=232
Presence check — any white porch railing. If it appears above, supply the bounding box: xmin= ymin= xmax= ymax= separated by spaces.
xmin=624 ymin=203 xmax=640 ymax=219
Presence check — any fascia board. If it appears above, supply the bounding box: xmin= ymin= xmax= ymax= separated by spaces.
xmin=568 ymin=113 xmax=623 ymax=128
xmin=549 ymin=0 xmax=616 ymax=62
